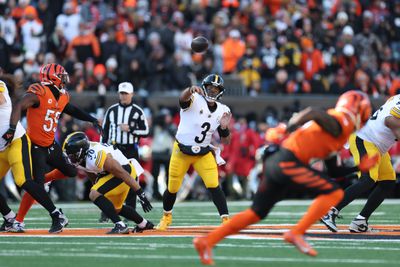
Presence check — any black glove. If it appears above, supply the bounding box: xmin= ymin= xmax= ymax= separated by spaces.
xmin=2 ymin=125 xmax=16 ymax=146
xmin=136 ymin=188 xmax=152 ymax=213
xmin=92 ymin=120 xmax=103 ymax=135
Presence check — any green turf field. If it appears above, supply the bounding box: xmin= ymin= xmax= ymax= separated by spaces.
xmin=1 ymin=199 xmax=400 ymax=267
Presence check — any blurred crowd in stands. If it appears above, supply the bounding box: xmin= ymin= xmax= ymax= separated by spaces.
xmin=0 ymin=0 xmax=400 ymax=97
xmin=2 ymin=0 xmax=400 ymax=200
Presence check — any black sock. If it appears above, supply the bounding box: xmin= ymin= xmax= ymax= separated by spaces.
xmin=208 ymin=186 xmax=229 ymax=216
xmin=125 ymin=189 xmax=137 ymax=209
xmin=360 ymin=180 xmax=396 ymax=219
xmin=163 ymin=190 xmax=176 ymax=211
xmin=93 ymin=195 xmax=121 ymax=223
xmin=0 ymin=194 xmax=11 ymax=216
xmin=21 ymin=180 xmax=57 ymax=213
xmin=336 ymin=176 xmax=375 ymax=211
xmin=119 ymin=205 xmax=143 ymax=224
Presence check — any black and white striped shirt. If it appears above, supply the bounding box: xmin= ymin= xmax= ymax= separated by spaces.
xmin=101 ymin=102 xmax=149 ymax=145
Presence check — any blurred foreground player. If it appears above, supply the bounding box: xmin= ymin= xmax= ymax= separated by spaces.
xmin=193 ymin=91 xmax=379 ymax=264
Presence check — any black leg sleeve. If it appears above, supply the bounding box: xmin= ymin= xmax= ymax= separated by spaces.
xmin=162 ymin=190 xmax=177 ymax=212
xmin=21 ymin=180 xmax=57 ymax=213
xmin=208 ymin=186 xmax=229 ymax=216
xmin=93 ymin=195 xmax=121 ymax=223
xmin=360 ymin=180 xmax=396 ymax=219
xmin=47 ymin=142 xmax=77 ymax=177
xmin=336 ymin=176 xmax=376 ymax=211
xmin=125 ymin=189 xmax=137 ymax=209
xmin=119 ymin=205 xmax=144 ymax=224
xmin=0 ymin=194 xmax=12 ymax=216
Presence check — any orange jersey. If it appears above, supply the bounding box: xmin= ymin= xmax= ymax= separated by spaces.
xmin=282 ymin=109 xmax=355 ymax=164
xmin=26 ymin=83 xmax=70 ymax=147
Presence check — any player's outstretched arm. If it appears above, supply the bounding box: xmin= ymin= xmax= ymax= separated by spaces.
xmin=63 ymin=103 xmax=102 ymax=134
xmin=287 ymin=107 xmax=341 ymax=137
xmin=385 ymin=116 xmax=400 ymax=140
xmin=102 ymin=154 xmax=152 ymax=212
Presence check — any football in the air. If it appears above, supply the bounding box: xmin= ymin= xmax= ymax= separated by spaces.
xmin=191 ymin=36 xmax=209 ymax=53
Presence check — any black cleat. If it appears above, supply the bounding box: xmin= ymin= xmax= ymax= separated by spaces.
xmin=49 ymin=209 xmax=69 ymax=234
xmin=132 ymin=221 xmax=155 ymax=233
xmin=0 ymin=217 xmax=15 ymax=232
xmin=107 ymin=223 xmax=129 ymax=234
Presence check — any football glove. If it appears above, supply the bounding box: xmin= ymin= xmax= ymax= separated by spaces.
xmin=136 ymin=188 xmax=152 ymax=213
xmin=2 ymin=125 xmax=16 ymax=146
xmin=358 ymin=154 xmax=380 ymax=173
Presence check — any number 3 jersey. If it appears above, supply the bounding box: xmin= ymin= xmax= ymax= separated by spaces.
xmin=357 ymin=95 xmax=400 ymax=153
xmin=26 ymin=83 xmax=70 ymax=147
xmin=175 ymin=92 xmax=230 ymax=147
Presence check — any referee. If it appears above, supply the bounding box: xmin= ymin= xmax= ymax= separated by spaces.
xmin=100 ymin=82 xmax=149 ymax=221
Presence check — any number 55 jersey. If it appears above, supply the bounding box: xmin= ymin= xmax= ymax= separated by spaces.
xmin=26 ymin=83 xmax=69 ymax=147
xmin=176 ymin=92 xmax=230 ymax=147
xmin=357 ymin=95 xmax=400 ymax=154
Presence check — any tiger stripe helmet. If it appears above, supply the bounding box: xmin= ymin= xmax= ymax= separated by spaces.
xmin=335 ymin=90 xmax=372 ymax=130
xmin=39 ymin=63 xmax=70 ymax=90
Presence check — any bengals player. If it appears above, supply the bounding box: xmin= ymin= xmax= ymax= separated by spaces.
xmin=193 ymin=91 xmax=380 ymax=264
xmin=0 ymin=74 xmax=69 ymax=233
xmin=4 ymin=63 xmax=102 ymax=232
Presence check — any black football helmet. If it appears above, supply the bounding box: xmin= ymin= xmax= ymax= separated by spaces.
xmin=201 ymin=74 xmax=225 ymax=102
xmin=62 ymin=132 xmax=90 ymax=165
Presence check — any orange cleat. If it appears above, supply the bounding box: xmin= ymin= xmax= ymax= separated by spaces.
xmin=193 ymin=237 xmax=215 ymax=265
xmin=283 ymin=231 xmax=318 ymax=257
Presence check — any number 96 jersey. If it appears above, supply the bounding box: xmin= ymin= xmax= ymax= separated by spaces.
xmin=175 ymin=93 xmax=231 ymax=147
xmin=358 ymin=95 xmax=400 ymax=153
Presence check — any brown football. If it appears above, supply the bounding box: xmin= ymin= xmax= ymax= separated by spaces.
xmin=191 ymin=36 xmax=209 ymax=53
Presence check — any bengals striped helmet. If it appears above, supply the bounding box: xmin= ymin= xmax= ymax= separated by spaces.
xmin=335 ymin=90 xmax=372 ymax=130
xmin=39 ymin=63 xmax=70 ymax=90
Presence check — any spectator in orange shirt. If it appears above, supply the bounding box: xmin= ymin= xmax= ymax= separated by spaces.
xmin=222 ymin=29 xmax=245 ymax=74
xmin=299 ymin=37 xmax=325 ymax=81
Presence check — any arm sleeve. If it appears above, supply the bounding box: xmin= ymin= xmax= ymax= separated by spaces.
xmin=63 ymin=103 xmax=96 ymax=122
xmin=324 ymin=156 xmax=358 ymax=178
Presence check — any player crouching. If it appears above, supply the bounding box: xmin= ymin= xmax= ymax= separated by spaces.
xmin=63 ymin=132 xmax=154 ymax=234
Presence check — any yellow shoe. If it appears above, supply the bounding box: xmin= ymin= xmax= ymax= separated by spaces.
xmin=156 ymin=213 xmax=172 ymax=231
xmin=221 ymin=216 xmax=230 ymax=224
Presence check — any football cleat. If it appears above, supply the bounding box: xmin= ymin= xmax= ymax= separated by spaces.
xmin=132 ymin=221 xmax=155 ymax=233
xmin=283 ymin=231 xmax=318 ymax=257
xmin=221 ymin=216 xmax=230 ymax=224
xmin=193 ymin=237 xmax=215 ymax=265
xmin=349 ymin=218 xmax=372 ymax=233
xmin=320 ymin=207 xmax=341 ymax=232
xmin=156 ymin=213 xmax=172 ymax=231
xmin=107 ymin=223 xmax=129 ymax=234
xmin=0 ymin=216 xmax=15 ymax=232
xmin=49 ymin=209 xmax=69 ymax=234
xmin=9 ymin=221 xmax=25 ymax=233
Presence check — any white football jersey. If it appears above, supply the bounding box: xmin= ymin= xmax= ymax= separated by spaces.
xmin=78 ymin=142 xmax=143 ymax=176
xmin=0 ymin=80 xmax=26 ymax=151
xmin=357 ymin=95 xmax=400 ymax=153
xmin=176 ymin=93 xmax=230 ymax=147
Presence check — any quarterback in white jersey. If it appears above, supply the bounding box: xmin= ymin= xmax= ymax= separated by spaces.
xmin=322 ymin=94 xmax=398 ymax=233
xmin=157 ymin=74 xmax=232 ymax=231
xmin=63 ymin=132 xmax=154 ymax=234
